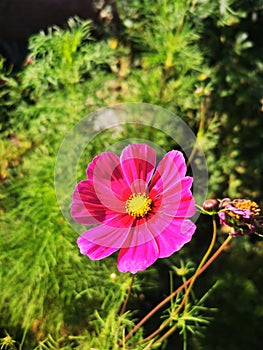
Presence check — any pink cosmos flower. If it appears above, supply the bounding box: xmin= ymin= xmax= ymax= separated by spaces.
xmin=71 ymin=144 xmax=196 ymax=274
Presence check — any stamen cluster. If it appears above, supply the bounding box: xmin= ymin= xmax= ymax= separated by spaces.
xmin=125 ymin=192 xmax=152 ymax=218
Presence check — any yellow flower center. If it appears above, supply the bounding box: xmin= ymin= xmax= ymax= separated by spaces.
xmin=234 ymin=200 xmax=261 ymax=217
xmin=125 ymin=192 xmax=152 ymax=218
xmin=227 ymin=200 xmax=261 ymax=222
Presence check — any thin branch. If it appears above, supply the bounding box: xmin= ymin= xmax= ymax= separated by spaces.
xmin=150 ymin=216 xmax=218 ymax=346
xmin=120 ymin=274 xmax=136 ymax=316
xmin=124 ymin=234 xmax=232 ymax=344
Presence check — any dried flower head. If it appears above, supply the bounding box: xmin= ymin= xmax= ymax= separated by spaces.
xmin=218 ymin=198 xmax=261 ymax=236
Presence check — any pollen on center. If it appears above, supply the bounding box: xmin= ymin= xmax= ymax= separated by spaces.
xmin=125 ymin=192 xmax=152 ymax=218
xmin=235 ymin=200 xmax=261 ymax=217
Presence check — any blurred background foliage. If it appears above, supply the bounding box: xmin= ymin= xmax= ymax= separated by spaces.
xmin=0 ymin=0 xmax=263 ymax=349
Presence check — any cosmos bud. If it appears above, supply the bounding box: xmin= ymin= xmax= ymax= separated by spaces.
xmin=202 ymin=199 xmax=218 ymax=212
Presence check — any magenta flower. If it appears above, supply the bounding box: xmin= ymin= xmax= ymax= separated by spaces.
xmin=71 ymin=144 xmax=196 ymax=273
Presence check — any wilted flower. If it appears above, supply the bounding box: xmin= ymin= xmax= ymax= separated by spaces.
xmin=218 ymin=198 xmax=261 ymax=236
xmin=71 ymin=144 xmax=196 ymax=273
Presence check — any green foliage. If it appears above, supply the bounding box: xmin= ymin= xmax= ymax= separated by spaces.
xmin=117 ymin=0 xmax=207 ymax=112
xmin=0 ymin=17 xmax=135 ymax=350
xmin=1 ymin=1 xmax=263 ymax=349
xmin=22 ymin=18 xmax=112 ymax=93
xmin=197 ymin=0 xmax=263 ymax=199
xmin=198 ymin=238 xmax=263 ymax=350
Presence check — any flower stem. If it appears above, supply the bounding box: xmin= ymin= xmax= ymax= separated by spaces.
xmin=152 ymin=323 xmax=178 ymax=347
xmin=150 ymin=215 xmax=218 ymax=346
xmin=182 ymin=215 xmax=217 ymax=314
xmin=124 ymin=231 xmax=232 ymax=345
xmin=116 ymin=274 xmax=136 ymax=346
xmin=120 ymin=274 xmax=136 ymax=316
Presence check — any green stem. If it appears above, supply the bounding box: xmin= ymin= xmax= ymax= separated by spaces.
xmin=183 ymin=326 xmax=188 ymax=350
xmin=182 ymin=215 xmax=217 ymax=315
xmin=150 ymin=216 xmax=218 ymax=346
xmin=153 ymin=324 xmax=178 ymax=347
xmin=124 ymin=231 xmax=232 ymax=345
xmin=116 ymin=274 xmax=136 ymax=346
xmin=120 ymin=274 xmax=136 ymax=316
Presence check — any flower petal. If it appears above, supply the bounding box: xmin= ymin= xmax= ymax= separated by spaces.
xmin=71 ymin=180 xmax=104 ymax=225
xmin=87 ymin=151 xmax=131 ymax=204
xmin=117 ymin=239 xmax=159 ymax=273
xmin=78 ymin=223 xmax=130 ymax=252
xmin=120 ymin=144 xmax=156 ymax=193
xmin=150 ymin=150 xmax=187 ymax=193
xmin=147 ymin=214 xmax=196 ymax=258
xmin=71 ymin=179 xmax=132 ymax=227
xmin=77 ymin=237 xmax=118 ymax=260
xmin=121 ymin=219 xmax=155 ymax=247
xmin=156 ymin=178 xmax=196 ymax=218
xmin=149 ymin=151 xmax=195 ymax=218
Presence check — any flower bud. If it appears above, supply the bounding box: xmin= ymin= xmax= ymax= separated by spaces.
xmin=202 ymin=199 xmax=218 ymax=212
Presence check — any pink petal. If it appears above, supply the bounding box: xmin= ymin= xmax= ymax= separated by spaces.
xmin=155 ymin=177 xmax=196 ymax=218
xmin=77 ymin=236 xmax=118 ymax=260
xmin=150 ymin=150 xmax=187 ymax=194
xmin=86 ymin=152 xmax=119 ymax=180
xmin=71 ymin=180 xmax=104 ymax=225
xmin=78 ymin=223 xmax=130 ymax=253
xmin=149 ymin=151 xmax=195 ymax=218
xmin=147 ymin=214 xmax=196 ymax=258
xmin=71 ymin=180 xmax=132 ymax=227
xmin=120 ymin=144 xmax=156 ymax=193
xmin=121 ymin=219 xmax=156 ymax=248
xmin=117 ymin=239 xmax=159 ymax=273
xmin=86 ymin=151 xmax=131 ymax=204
